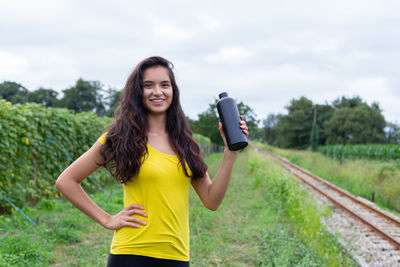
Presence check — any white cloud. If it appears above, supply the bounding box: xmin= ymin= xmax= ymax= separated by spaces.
xmin=0 ymin=0 xmax=69 ymax=21
xmin=205 ymin=46 xmax=254 ymax=63
xmin=147 ymin=12 xmax=225 ymax=44
xmin=0 ymin=51 xmax=29 ymax=76
xmin=150 ymin=19 xmax=195 ymax=43
xmin=196 ymin=13 xmax=224 ymax=31
xmin=347 ymin=77 xmax=389 ymax=95
xmin=0 ymin=0 xmax=399 ymax=123
xmin=0 ymin=49 xmax=80 ymax=91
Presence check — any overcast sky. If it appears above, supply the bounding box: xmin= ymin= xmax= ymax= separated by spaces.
xmin=1 ymin=0 xmax=399 ymax=124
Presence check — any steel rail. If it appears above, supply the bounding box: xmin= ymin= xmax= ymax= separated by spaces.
xmin=253 ymin=145 xmax=400 ymax=250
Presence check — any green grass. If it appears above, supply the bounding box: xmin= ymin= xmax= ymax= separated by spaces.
xmin=257 ymin=142 xmax=400 ymax=213
xmin=0 ymin=185 xmax=122 ymax=266
xmin=189 ymin=149 xmax=356 ymax=266
xmin=319 ymin=144 xmax=400 ymax=161
xmin=0 ymin=149 xmax=356 ymax=266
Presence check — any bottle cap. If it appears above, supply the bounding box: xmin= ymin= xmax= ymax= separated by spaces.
xmin=219 ymin=92 xmax=228 ymax=99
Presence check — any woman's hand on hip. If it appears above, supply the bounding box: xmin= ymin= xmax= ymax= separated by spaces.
xmin=103 ymin=203 xmax=147 ymax=230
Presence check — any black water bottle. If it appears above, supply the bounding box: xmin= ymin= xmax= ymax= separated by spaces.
xmin=217 ymin=92 xmax=248 ymax=151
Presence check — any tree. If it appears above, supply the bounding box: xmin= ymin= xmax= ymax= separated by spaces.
xmin=236 ymin=101 xmax=259 ymax=132
xmin=192 ymin=98 xmax=259 ymax=145
xmin=275 ymin=97 xmax=313 ymax=149
xmin=310 ymin=108 xmax=319 ymax=151
xmin=262 ymin=114 xmax=280 ymax=146
xmin=332 ymin=95 xmax=364 ymax=109
xmin=313 ymin=103 xmax=335 ymax=145
xmin=262 ymin=102 xmax=333 ymax=148
xmin=186 ymin=116 xmax=196 ymax=130
xmin=104 ymin=88 xmax=121 ymax=117
xmin=0 ymin=81 xmax=29 ymax=104
xmin=385 ymin=122 xmax=400 ymax=144
xmin=60 ymin=78 xmax=106 ymax=116
xmin=192 ymin=101 xmax=221 ymax=144
xmin=324 ymin=104 xmax=386 ymax=144
xmin=26 ymin=87 xmax=59 ymax=107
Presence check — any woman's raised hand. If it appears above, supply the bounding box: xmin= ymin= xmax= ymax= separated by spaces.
xmin=218 ymin=115 xmax=249 ymax=148
xmin=103 ymin=203 xmax=147 ymax=230
xmin=239 ymin=115 xmax=249 ymax=137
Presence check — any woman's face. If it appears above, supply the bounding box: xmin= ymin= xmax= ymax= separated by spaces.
xmin=142 ymin=66 xmax=173 ymax=115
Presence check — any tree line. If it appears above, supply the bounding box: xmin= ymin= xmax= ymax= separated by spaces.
xmin=2 ymin=79 xmax=399 ymax=149
xmin=0 ymin=79 xmax=260 ymax=147
xmin=262 ymin=96 xmax=400 ymax=149
xmin=0 ymin=80 xmax=120 ymax=117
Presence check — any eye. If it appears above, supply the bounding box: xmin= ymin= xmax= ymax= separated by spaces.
xmin=161 ymin=83 xmax=170 ymax=88
xmin=143 ymin=83 xmax=152 ymax=89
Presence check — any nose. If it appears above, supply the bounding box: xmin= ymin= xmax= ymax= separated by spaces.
xmin=153 ymin=84 xmax=162 ymax=95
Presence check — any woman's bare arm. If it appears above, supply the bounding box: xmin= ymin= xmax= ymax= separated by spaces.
xmin=191 ymin=116 xmax=248 ymax=211
xmin=191 ymin=149 xmax=238 ymax=211
xmin=55 ymin=140 xmax=147 ymax=229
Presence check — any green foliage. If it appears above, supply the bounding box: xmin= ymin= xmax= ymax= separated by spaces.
xmin=0 ymin=99 xmax=112 ymax=214
xmin=26 ymin=87 xmax=60 ymax=108
xmin=1 ymin=79 xmax=119 ymax=117
xmin=319 ymin=144 xmax=400 ymax=161
xmin=0 ymin=81 xmax=29 ymax=104
xmin=313 ymin=103 xmax=335 ymax=144
xmin=262 ymin=113 xmax=280 ymax=146
xmin=0 ymin=149 xmax=355 ymax=266
xmin=275 ymin=96 xmax=314 ymax=149
xmin=0 ymin=182 xmax=124 ymax=266
xmin=189 ymin=150 xmax=355 ymax=266
xmin=104 ymin=88 xmax=121 ymax=117
xmin=310 ymin=121 xmax=319 ymax=151
xmin=324 ymin=104 xmax=386 ymax=144
xmin=258 ymin=228 xmax=323 ymax=266
xmin=0 ymin=234 xmax=53 ymax=266
xmin=61 ymin=78 xmax=107 ymax=117
xmin=386 ymin=122 xmax=400 ymax=144
xmin=265 ymin=143 xmax=400 ymax=212
xmin=192 ymin=98 xmax=259 ymax=145
xmin=263 ymin=95 xmax=388 ymax=149
xmin=247 ymin=152 xmax=356 ymax=266
xmin=310 ymin=107 xmax=320 ymax=151
xmin=332 ymin=95 xmax=365 ymax=109
xmin=192 ymin=100 xmax=222 ymax=145
xmin=236 ymin=100 xmax=259 ymax=131
xmin=193 ymin=133 xmax=211 ymax=146
xmin=193 ymin=133 xmax=223 ymax=155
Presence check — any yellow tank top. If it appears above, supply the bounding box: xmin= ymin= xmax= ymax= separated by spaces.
xmin=97 ymin=132 xmax=191 ymax=261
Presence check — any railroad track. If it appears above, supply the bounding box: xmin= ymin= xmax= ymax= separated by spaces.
xmin=252 ymin=145 xmax=400 ymax=253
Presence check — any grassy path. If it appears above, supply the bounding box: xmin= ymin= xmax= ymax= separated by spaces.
xmin=190 ymin=149 xmax=356 ymax=266
xmin=0 ymin=149 xmax=356 ymax=266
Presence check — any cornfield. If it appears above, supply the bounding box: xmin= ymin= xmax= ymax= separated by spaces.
xmin=318 ymin=144 xmax=400 ymax=161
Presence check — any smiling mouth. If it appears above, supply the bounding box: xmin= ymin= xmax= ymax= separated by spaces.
xmin=151 ymin=99 xmax=165 ymax=103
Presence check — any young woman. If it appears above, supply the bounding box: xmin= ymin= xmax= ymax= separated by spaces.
xmin=55 ymin=56 xmax=248 ymax=267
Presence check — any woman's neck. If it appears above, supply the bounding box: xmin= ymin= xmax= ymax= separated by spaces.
xmin=147 ymin=113 xmax=167 ymax=134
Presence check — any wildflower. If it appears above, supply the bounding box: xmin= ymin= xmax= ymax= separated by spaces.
xmin=6 ymin=101 xmax=12 ymax=108
xmin=25 ymin=137 xmax=30 ymax=145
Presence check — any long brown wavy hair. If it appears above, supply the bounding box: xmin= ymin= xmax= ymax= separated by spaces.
xmin=97 ymin=56 xmax=208 ymax=184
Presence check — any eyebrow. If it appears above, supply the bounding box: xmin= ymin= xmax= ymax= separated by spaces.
xmin=143 ymin=80 xmax=171 ymax=83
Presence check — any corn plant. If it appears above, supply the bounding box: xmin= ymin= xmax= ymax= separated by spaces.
xmin=318 ymin=144 xmax=400 ymax=161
